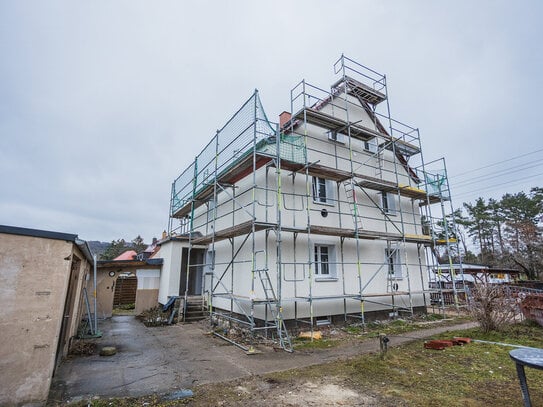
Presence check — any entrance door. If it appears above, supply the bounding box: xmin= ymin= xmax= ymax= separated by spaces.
xmin=179 ymin=248 xmax=204 ymax=296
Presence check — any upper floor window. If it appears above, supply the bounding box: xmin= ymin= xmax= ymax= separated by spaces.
xmin=312 ymin=177 xmax=335 ymax=205
xmin=363 ymin=137 xmax=378 ymax=153
xmin=382 ymin=192 xmax=397 ymax=215
xmin=327 ymin=130 xmax=345 ymax=143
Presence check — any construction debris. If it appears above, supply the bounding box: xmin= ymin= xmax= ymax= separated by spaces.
xmin=298 ymin=331 xmax=323 ymax=340
xmin=424 ymin=337 xmax=471 ymax=350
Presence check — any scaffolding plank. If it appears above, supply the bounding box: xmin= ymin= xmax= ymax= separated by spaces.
xmin=380 ymin=140 xmax=420 ymax=157
xmin=277 ymin=160 xmax=352 ymax=182
xmin=355 ymin=177 xmax=397 ymax=193
xmin=293 ymin=107 xmax=421 ymax=157
xmin=171 ymin=183 xmax=215 ymax=218
xmin=191 ymin=221 xmax=277 ymax=245
xmin=343 ymin=75 xmax=387 ymax=105
xmin=194 ymin=222 xmax=433 ymax=245
xmin=293 ymin=108 xmax=381 ymax=141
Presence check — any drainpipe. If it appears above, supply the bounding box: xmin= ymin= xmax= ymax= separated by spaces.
xmin=93 ymin=253 xmax=98 ymax=334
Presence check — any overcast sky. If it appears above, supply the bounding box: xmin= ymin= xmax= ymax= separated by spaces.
xmin=1 ymin=1 xmax=542 ymax=243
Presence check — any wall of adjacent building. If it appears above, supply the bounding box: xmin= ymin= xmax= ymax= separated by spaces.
xmin=0 ymin=233 xmax=90 ymax=406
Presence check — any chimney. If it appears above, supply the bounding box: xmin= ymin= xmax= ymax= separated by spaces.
xmin=279 ymin=111 xmax=292 ymax=129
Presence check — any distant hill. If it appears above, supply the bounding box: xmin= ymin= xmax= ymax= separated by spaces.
xmin=87 ymin=241 xmax=111 ymax=258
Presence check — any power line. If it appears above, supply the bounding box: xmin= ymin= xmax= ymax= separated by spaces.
xmin=453 ymin=171 xmax=543 ymax=200
xmin=453 ymin=160 xmax=543 ymax=189
xmin=449 ymin=147 xmax=543 ymax=179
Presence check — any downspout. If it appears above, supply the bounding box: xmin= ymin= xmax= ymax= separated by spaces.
xmin=93 ymin=253 xmax=98 ymax=334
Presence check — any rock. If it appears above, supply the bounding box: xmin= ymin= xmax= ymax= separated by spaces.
xmin=99 ymin=346 xmax=117 ymax=356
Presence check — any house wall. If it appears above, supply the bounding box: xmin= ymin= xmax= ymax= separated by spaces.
xmin=0 ymin=233 xmax=90 ymax=406
xmin=157 ymin=240 xmax=194 ymax=304
xmin=186 ymin=89 xmax=430 ymax=322
xmin=135 ymin=269 xmax=160 ymax=313
xmin=96 ymin=269 xmax=117 ymax=318
xmin=208 ymin=229 xmax=427 ymax=321
xmin=96 ymin=266 xmax=162 ymax=317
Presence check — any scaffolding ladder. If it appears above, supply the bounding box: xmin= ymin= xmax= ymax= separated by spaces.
xmin=343 ymin=179 xmax=363 ymax=231
xmin=256 ymin=268 xmax=292 ymax=352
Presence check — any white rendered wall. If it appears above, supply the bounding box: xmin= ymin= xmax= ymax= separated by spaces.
xmin=157 ymin=240 xmax=184 ymax=304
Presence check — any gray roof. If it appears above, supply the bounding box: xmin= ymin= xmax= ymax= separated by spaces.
xmin=0 ymin=224 xmax=78 ymax=242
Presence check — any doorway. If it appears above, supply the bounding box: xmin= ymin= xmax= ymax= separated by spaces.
xmin=179 ymin=248 xmax=204 ymax=296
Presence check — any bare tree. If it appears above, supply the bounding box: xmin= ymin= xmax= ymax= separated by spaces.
xmin=469 ymin=284 xmax=518 ymax=333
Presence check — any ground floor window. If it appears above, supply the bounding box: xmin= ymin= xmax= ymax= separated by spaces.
xmin=386 ymin=247 xmax=403 ymax=279
xmin=314 ymin=244 xmax=336 ymax=278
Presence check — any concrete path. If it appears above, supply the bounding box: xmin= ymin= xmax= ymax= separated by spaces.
xmin=49 ymin=316 xmax=477 ymax=403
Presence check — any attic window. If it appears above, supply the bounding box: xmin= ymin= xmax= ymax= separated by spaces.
xmin=328 ymin=130 xmax=345 ymax=144
xmin=363 ymin=137 xmax=378 ymax=153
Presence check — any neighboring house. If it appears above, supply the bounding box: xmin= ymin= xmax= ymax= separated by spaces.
xmin=0 ymin=225 xmax=94 ymax=406
xmin=433 ymin=263 xmax=524 ymax=285
xmin=96 ymin=256 xmax=163 ymax=317
xmin=114 ymin=249 xmax=137 ymax=261
xmin=430 ymin=263 xmax=524 ymax=306
xmin=165 ymin=56 xmax=459 ymax=350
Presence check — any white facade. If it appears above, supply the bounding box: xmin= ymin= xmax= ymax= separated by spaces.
xmin=179 ymin=90 xmax=431 ymax=322
xmin=157 ymin=239 xmax=185 ymax=304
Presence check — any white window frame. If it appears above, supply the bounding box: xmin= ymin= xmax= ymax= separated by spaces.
xmin=385 ymin=247 xmax=403 ymax=279
xmin=314 ymin=244 xmax=337 ymax=279
xmin=312 ymin=177 xmax=335 ymax=206
xmin=205 ymin=250 xmax=215 ymax=275
xmin=327 ymin=130 xmax=345 ymax=144
xmin=382 ymin=191 xmax=397 ymax=215
xmin=363 ymin=137 xmax=378 ymax=153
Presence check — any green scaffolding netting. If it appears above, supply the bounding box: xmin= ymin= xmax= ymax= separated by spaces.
xmin=170 ymin=91 xmax=306 ymax=216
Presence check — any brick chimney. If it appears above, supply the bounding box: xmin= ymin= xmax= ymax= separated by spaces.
xmin=279 ymin=111 xmax=292 ymax=129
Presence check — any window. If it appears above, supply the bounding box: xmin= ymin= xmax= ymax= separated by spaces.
xmin=205 ymin=250 xmax=215 ymax=274
xmin=312 ymin=177 xmax=335 ymax=205
xmin=382 ymin=192 xmax=397 ymax=215
xmin=328 ymin=130 xmax=345 ymax=143
xmin=363 ymin=137 xmax=378 ymax=153
xmin=207 ymin=198 xmax=216 ymax=217
xmin=314 ymin=244 xmax=336 ymax=278
xmin=386 ymin=247 xmax=402 ymax=279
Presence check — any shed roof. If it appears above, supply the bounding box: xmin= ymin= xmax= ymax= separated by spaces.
xmin=0 ymin=224 xmax=78 ymax=242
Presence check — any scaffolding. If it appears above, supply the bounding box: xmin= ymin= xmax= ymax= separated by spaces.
xmin=168 ymin=55 xmax=465 ymax=352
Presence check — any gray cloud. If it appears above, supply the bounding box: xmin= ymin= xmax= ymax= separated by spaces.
xmin=1 ymin=1 xmax=541 ymax=242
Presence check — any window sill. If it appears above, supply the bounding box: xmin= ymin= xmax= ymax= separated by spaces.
xmin=315 ymin=277 xmax=338 ymax=282
xmin=313 ymin=200 xmax=335 ymax=207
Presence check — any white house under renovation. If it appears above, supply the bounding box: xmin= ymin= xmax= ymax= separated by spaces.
xmin=164 ymin=56 xmax=462 ymax=351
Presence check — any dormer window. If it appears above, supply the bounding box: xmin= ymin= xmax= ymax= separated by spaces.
xmin=363 ymin=137 xmax=378 ymax=153
xmin=328 ymin=130 xmax=345 ymax=144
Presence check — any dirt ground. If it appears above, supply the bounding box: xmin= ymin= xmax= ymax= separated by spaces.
xmin=190 ymin=375 xmax=389 ymax=406
xmin=49 ymin=315 xmax=476 ymax=405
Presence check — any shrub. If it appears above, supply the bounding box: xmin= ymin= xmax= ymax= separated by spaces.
xmin=469 ymin=284 xmax=518 ymax=333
